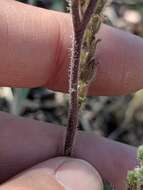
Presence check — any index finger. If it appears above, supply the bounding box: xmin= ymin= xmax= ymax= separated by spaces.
xmin=1 ymin=0 xmax=143 ymax=95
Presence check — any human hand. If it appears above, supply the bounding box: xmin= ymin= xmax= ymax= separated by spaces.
xmin=1 ymin=157 xmax=103 ymax=190
xmin=0 ymin=1 xmax=142 ymax=190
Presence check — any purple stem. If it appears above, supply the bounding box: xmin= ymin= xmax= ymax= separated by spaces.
xmin=82 ymin=0 xmax=97 ymax=31
xmin=64 ymin=0 xmax=98 ymax=156
xmin=64 ymin=39 xmax=82 ymax=156
xmin=64 ymin=2 xmax=84 ymax=155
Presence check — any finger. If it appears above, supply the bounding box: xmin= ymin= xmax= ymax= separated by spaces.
xmin=0 ymin=160 xmax=64 ymax=190
xmin=90 ymin=25 xmax=143 ymax=95
xmin=45 ymin=157 xmax=103 ymax=190
xmin=1 ymin=1 xmax=143 ymax=95
xmin=0 ymin=111 xmax=137 ymax=190
xmin=0 ymin=0 xmax=71 ymax=88
xmin=0 ymin=157 xmax=103 ymax=190
xmin=0 ymin=111 xmax=64 ymax=184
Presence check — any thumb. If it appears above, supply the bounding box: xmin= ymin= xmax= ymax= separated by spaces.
xmin=45 ymin=157 xmax=103 ymax=190
xmin=1 ymin=157 xmax=103 ymax=190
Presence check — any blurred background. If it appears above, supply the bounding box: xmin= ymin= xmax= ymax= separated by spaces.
xmin=1 ymin=0 xmax=143 ymax=147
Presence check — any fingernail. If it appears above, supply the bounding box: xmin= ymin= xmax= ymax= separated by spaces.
xmin=55 ymin=158 xmax=103 ymax=190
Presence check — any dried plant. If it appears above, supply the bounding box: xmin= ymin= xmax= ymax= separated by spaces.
xmin=64 ymin=0 xmax=107 ymax=156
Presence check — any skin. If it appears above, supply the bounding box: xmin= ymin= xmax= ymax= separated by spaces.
xmin=0 ymin=0 xmax=142 ymax=189
xmin=1 ymin=157 xmax=103 ymax=190
xmin=0 ymin=112 xmax=137 ymax=190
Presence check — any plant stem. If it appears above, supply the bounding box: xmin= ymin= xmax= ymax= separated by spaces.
xmin=64 ymin=0 xmax=105 ymax=156
xmin=82 ymin=0 xmax=97 ymax=30
xmin=64 ymin=36 xmax=82 ymax=156
xmin=64 ymin=1 xmax=84 ymax=156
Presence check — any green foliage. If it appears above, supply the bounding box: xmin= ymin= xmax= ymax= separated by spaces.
xmin=138 ymin=145 xmax=143 ymax=163
xmin=13 ymin=88 xmax=29 ymax=115
xmin=127 ymin=170 xmax=138 ymax=189
xmin=127 ymin=146 xmax=143 ymax=190
xmin=17 ymin=0 xmax=65 ymax=11
xmin=104 ymin=183 xmax=114 ymax=190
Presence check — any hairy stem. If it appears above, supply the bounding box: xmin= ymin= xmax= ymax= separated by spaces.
xmin=64 ymin=1 xmax=84 ymax=156
xmin=64 ymin=35 xmax=82 ymax=156
xmin=82 ymin=0 xmax=97 ymax=30
xmin=64 ymin=0 xmax=106 ymax=156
